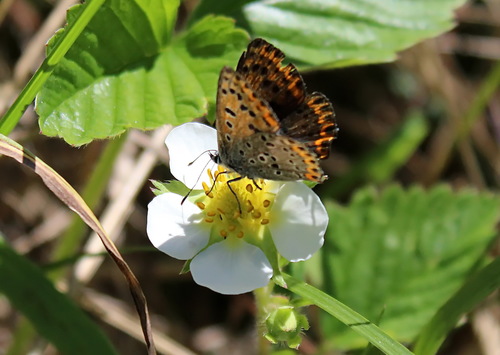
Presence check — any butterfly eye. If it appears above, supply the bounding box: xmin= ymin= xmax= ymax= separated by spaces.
xmin=210 ymin=152 xmax=221 ymax=164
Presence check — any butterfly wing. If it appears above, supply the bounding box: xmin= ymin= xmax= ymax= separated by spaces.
xmin=280 ymin=92 xmax=338 ymax=159
xmin=237 ymin=39 xmax=338 ymax=159
xmin=215 ymin=39 xmax=336 ymax=182
xmin=236 ymin=39 xmax=307 ymax=119
xmin=231 ymin=133 xmax=326 ymax=182
xmin=216 ymin=67 xmax=280 ymax=170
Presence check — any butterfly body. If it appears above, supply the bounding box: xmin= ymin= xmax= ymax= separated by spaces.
xmin=214 ymin=39 xmax=338 ymax=183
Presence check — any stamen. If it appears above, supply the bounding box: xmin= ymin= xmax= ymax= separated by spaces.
xmin=198 ymin=171 xmax=275 ymax=243
xmin=202 ymin=181 xmax=214 ymax=197
xmin=207 ymin=169 xmax=214 ymax=184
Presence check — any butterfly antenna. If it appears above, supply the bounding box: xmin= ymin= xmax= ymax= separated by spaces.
xmin=188 ymin=149 xmax=217 ymax=166
xmin=181 ymin=185 xmax=196 ymax=205
xmin=181 ymin=150 xmax=217 ymax=205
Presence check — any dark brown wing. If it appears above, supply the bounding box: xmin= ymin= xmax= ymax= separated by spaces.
xmin=279 ymin=92 xmax=338 ymax=159
xmin=236 ymin=38 xmax=306 ymax=119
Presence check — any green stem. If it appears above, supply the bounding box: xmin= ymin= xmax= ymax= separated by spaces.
xmin=0 ymin=0 xmax=106 ymax=135
xmin=280 ymin=273 xmax=414 ymax=355
xmin=323 ymin=112 xmax=428 ymax=198
xmin=458 ymin=60 xmax=500 ymax=141
xmin=3 ymin=3 xmax=109 ymax=352
xmin=254 ymin=284 xmax=273 ymax=355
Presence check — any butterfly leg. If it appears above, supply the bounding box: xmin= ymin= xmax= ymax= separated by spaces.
xmin=182 ymin=168 xmax=228 ymax=205
xmin=205 ymin=171 xmax=243 ymax=213
xmin=252 ymin=179 xmax=262 ymax=191
xmin=226 ymin=176 xmax=244 ymax=214
xmin=206 ymin=170 xmax=231 ymax=195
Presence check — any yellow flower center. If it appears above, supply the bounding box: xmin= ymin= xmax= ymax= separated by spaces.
xmin=195 ymin=166 xmax=275 ymax=242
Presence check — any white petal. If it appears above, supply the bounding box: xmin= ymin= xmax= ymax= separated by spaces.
xmin=147 ymin=193 xmax=209 ymax=260
xmin=190 ymin=239 xmax=273 ymax=295
xmin=269 ymin=182 xmax=328 ymax=262
xmin=165 ymin=123 xmax=218 ymax=189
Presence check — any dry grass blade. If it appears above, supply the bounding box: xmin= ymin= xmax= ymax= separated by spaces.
xmin=0 ymin=133 xmax=157 ymax=355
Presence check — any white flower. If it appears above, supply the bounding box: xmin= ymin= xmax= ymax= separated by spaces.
xmin=147 ymin=123 xmax=328 ymax=295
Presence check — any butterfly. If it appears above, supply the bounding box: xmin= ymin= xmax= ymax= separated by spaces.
xmin=211 ymin=38 xmax=338 ymax=184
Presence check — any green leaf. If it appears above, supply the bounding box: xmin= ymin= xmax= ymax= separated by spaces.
xmin=36 ymin=0 xmax=248 ymax=146
xmin=0 ymin=237 xmax=117 ymax=355
xmin=191 ymin=0 xmax=465 ymax=67
xmin=414 ymin=257 xmax=500 ymax=355
xmin=151 ymin=179 xmax=190 ymax=196
xmin=279 ymin=274 xmax=413 ymax=355
xmin=318 ymin=185 xmax=500 ymax=349
xmin=0 ymin=0 xmax=106 ymax=136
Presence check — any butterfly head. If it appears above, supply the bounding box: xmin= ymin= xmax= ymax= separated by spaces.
xmin=210 ymin=151 xmax=222 ymax=165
